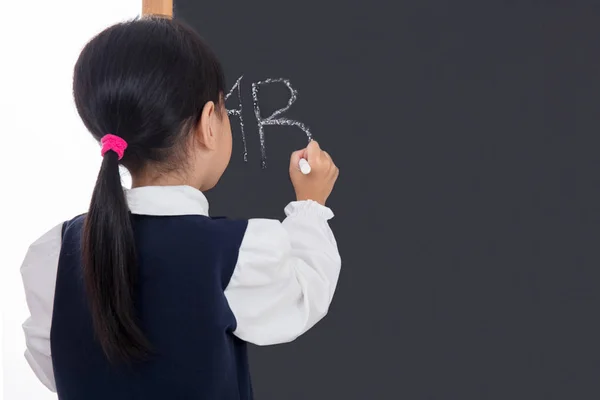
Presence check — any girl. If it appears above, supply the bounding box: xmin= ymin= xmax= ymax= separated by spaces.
xmin=20 ymin=17 xmax=340 ymax=400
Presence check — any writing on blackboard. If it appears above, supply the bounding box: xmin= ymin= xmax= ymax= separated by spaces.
xmin=225 ymin=76 xmax=312 ymax=168
xmin=225 ymin=76 xmax=247 ymax=162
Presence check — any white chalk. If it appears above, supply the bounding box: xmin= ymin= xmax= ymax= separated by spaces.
xmin=299 ymin=158 xmax=311 ymax=175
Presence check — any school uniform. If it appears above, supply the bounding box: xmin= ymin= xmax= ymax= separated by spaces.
xmin=20 ymin=185 xmax=341 ymax=400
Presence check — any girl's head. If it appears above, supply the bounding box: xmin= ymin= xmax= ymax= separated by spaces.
xmin=74 ymin=17 xmax=230 ymax=363
xmin=74 ymin=16 xmax=232 ymax=189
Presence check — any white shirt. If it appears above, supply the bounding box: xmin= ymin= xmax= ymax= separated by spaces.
xmin=20 ymin=185 xmax=341 ymax=392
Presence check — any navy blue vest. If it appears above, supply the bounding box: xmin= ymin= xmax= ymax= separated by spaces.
xmin=51 ymin=214 xmax=251 ymax=400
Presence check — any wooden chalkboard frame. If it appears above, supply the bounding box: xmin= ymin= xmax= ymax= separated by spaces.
xmin=142 ymin=0 xmax=173 ymax=17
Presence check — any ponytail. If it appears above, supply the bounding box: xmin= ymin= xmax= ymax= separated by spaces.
xmin=82 ymin=150 xmax=151 ymax=363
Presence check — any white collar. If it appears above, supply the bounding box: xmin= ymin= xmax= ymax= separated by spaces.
xmin=125 ymin=185 xmax=209 ymax=216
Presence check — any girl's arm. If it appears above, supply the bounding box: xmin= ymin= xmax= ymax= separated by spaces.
xmin=20 ymin=224 xmax=62 ymax=392
xmin=224 ymin=200 xmax=341 ymax=345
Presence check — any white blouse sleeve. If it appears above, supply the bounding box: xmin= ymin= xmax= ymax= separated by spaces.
xmin=20 ymin=223 xmax=62 ymax=392
xmin=224 ymin=200 xmax=341 ymax=345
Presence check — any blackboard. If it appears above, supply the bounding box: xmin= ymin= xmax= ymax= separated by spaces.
xmin=174 ymin=2 xmax=600 ymax=399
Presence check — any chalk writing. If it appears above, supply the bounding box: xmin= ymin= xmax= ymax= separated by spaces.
xmin=251 ymin=78 xmax=312 ymax=168
xmin=224 ymin=75 xmax=247 ymax=162
xmin=225 ymin=76 xmax=312 ymax=168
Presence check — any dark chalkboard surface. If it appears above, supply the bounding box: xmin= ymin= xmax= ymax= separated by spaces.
xmin=174 ymin=2 xmax=600 ymax=399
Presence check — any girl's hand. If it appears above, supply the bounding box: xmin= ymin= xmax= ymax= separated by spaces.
xmin=289 ymin=141 xmax=339 ymax=206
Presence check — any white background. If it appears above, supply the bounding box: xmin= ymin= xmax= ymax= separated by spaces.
xmin=1 ymin=1 xmax=139 ymax=398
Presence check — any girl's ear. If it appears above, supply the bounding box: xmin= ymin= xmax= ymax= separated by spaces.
xmin=195 ymin=101 xmax=217 ymax=150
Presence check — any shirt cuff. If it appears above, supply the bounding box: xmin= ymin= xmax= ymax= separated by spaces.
xmin=284 ymin=200 xmax=334 ymax=220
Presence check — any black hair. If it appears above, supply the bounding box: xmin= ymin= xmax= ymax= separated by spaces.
xmin=73 ymin=16 xmax=225 ymax=363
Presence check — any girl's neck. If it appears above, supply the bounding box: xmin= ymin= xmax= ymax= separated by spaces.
xmin=131 ymin=172 xmax=199 ymax=190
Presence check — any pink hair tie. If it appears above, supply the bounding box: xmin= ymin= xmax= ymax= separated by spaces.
xmin=100 ymin=134 xmax=128 ymax=160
